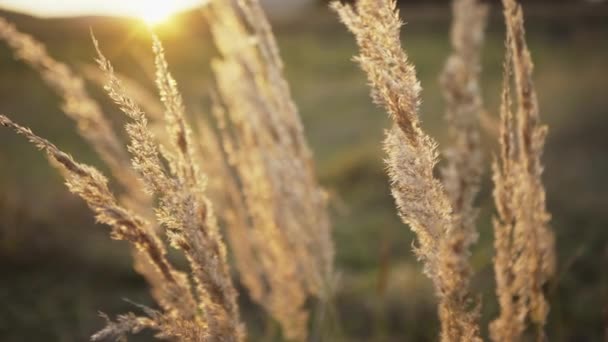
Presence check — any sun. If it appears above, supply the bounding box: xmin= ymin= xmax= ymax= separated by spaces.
xmin=130 ymin=1 xmax=208 ymax=27
xmin=136 ymin=4 xmax=180 ymax=26
xmin=141 ymin=11 xmax=171 ymax=26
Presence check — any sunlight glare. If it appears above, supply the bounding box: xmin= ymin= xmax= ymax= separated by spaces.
xmin=137 ymin=3 xmax=180 ymax=26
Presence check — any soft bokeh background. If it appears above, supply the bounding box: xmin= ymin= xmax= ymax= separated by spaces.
xmin=1 ymin=1 xmax=607 ymax=341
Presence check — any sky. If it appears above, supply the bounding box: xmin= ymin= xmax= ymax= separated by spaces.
xmin=0 ymin=0 xmax=203 ymax=18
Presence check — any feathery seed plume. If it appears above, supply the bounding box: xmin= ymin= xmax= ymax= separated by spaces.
xmin=0 ymin=18 xmax=143 ymax=201
xmin=440 ymin=0 xmax=488 ymax=252
xmin=490 ymin=1 xmax=556 ymax=340
xmin=94 ymin=33 xmax=244 ymax=341
xmin=333 ymin=0 xmax=482 ymax=340
xmin=203 ymin=0 xmax=335 ymax=339
xmin=0 ymin=114 xmax=200 ymax=339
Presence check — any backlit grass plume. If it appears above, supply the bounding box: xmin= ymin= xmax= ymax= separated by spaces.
xmin=87 ymin=50 xmax=268 ymax=323
xmin=0 ymin=26 xmax=247 ymax=339
xmin=490 ymin=0 xmax=556 ymax=340
xmin=204 ymin=0 xmax=335 ymax=339
xmin=440 ymin=0 xmax=487 ymax=254
xmin=93 ymin=34 xmax=244 ymax=340
xmin=0 ymin=17 xmax=143 ymax=201
xmin=332 ymin=0 xmax=482 ymax=340
xmin=0 ymin=17 xmax=202 ymax=329
xmin=0 ymin=0 xmax=564 ymax=339
xmin=0 ymin=115 xmax=202 ymax=340
xmin=195 ymin=114 xmax=266 ymax=306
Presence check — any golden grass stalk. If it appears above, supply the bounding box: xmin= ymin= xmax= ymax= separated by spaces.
xmin=86 ymin=52 xmax=267 ymax=312
xmin=490 ymin=1 xmax=556 ymax=340
xmin=208 ymin=1 xmax=334 ymax=294
xmin=81 ymin=63 xmax=166 ymax=121
xmin=0 ymin=17 xmax=205 ymax=327
xmin=203 ymin=0 xmax=335 ymax=339
xmin=84 ymin=34 xmax=271 ymax=329
xmin=332 ymin=0 xmax=482 ymax=340
xmin=0 ymin=17 xmax=143 ymax=202
xmin=0 ymin=114 xmax=200 ymax=340
xmin=92 ymin=312 xmax=157 ymax=341
xmin=440 ymin=0 xmax=487 ymax=249
xmin=196 ymin=109 xmax=267 ymax=306
xmin=93 ymin=34 xmax=244 ymax=340
xmin=151 ymin=35 xmax=199 ymax=187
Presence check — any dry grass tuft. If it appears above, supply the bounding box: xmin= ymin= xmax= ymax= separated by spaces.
xmin=332 ymin=0 xmax=483 ymax=340
xmin=93 ymin=32 xmax=244 ymax=340
xmin=0 ymin=19 xmax=247 ymax=339
xmin=203 ymin=0 xmax=336 ymax=339
xmin=0 ymin=0 xmax=562 ymax=340
xmin=1 ymin=2 xmax=335 ymax=338
xmin=0 ymin=17 xmax=202 ymax=332
xmin=0 ymin=114 xmax=201 ymax=340
xmin=0 ymin=17 xmax=143 ymax=202
xmin=440 ymin=0 xmax=488 ymax=255
xmin=490 ymin=1 xmax=556 ymax=340
xmin=334 ymin=0 xmax=556 ymax=341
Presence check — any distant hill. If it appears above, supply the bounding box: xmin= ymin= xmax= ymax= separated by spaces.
xmin=0 ymin=8 xmax=140 ymax=41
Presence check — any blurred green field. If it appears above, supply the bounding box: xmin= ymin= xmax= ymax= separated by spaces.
xmin=1 ymin=4 xmax=607 ymax=341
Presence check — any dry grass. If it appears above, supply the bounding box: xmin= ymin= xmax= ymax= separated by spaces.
xmin=0 ymin=0 xmax=561 ymax=340
xmin=332 ymin=0 xmax=484 ymax=340
xmin=0 ymin=17 xmax=144 ymax=203
xmin=204 ymin=1 xmax=335 ymax=339
xmin=490 ymin=0 xmax=556 ymax=340
xmin=333 ymin=0 xmax=555 ymax=341
xmin=1 ymin=0 xmax=333 ymax=340
xmin=93 ymin=32 xmax=244 ymax=340
xmin=0 ymin=114 xmax=205 ymax=340
xmin=439 ymin=0 xmax=487 ymax=262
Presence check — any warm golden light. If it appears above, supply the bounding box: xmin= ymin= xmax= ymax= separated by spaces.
xmin=136 ymin=3 xmax=181 ymax=26
xmin=141 ymin=12 xmax=170 ymax=26
xmin=2 ymin=0 xmax=203 ymax=19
